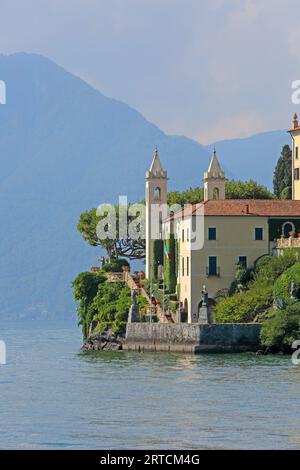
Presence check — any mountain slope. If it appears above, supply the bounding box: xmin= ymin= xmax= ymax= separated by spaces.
xmin=0 ymin=53 xmax=291 ymax=323
xmin=0 ymin=53 xmax=210 ymax=322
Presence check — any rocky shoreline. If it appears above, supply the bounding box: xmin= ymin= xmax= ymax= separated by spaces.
xmin=82 ymin=330 xmax=124 ymax=351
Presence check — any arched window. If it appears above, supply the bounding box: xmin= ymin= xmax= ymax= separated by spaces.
xmin=154 ymin=187 xmax=161 ymax=201
xmin=213 ymin=187 xmax=220 ymax=200
xmin=282 ymin=221 xmax=295 ymax=238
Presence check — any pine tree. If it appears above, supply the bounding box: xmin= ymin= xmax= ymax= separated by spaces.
xmin=273 ymin=145 xmax=292 ymax=199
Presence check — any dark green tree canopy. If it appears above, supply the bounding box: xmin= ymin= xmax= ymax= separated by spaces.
xmin=273 ymin=144 xmax=292 ymax=199
xmin=77 ymin=206 xmax=145 ymax=261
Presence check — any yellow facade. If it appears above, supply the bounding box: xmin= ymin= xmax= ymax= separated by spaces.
xmin=178 ymin=215 xmax=269 ymax=322
xmin=291 ymin=127 xmax=300 ymax=200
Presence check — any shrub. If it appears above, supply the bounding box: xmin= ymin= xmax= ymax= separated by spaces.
xmin=72 ymin=271 xmax=107 ymax=338
xmin=137 ymin=296 xmax=150 ymax=319
xmin=214 ymin=252 xmax=298 ymax=324
xmin=90 ymin=281 xmax=131 ymax=335
xmin=152 ymin=240 xmax=163 ymax=278
xmin=164 ymin=235 xmax=176 ymax=293
xmin=254 ymin=252 xmax=297 ymax=283
xmin=102 ymin=258 xmax=129 ymax=272
xmin=260 ymin=302 xmax=300 ymax=352
xmin=214 ymin=283 xmax=273 ymax=323
xmin=273 ymin=262 xmax=300 ymax=307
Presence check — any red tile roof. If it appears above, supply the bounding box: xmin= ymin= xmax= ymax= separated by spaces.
xmin=169 ymin=199 xmax=300 ymax=219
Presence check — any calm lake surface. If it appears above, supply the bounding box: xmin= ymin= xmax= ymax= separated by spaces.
xmin=0 ymin=327 xmax=299 ymax=450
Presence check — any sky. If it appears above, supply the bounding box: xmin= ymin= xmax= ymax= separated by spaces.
xmin=0 ymin=0 xmax=300 ymax=144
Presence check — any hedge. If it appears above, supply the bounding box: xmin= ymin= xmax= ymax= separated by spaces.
xmin=214 ymin=283 xmax=273 ymax=323
xmin=260 ymin=302 xmax=300 ymax=352
xmin=164 ymin=235 xmax=176 ymax=293
xmin=273 ymin=261 xmax=300 ymax=307
xmin=215 ymin=252 xmax=298 ymax=324
xmin=152 ymin=239 xmax=163 ymax=279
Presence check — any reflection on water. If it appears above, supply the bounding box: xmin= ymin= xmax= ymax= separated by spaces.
xmin=0 ymin=327 xmax=299 ymax=449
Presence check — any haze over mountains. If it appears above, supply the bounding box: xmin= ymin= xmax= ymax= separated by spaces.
xmin=0 ymin=53 xmax=289 ymax=323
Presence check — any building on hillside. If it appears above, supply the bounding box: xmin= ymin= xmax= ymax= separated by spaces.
xmin=145 ymin=115 xmax=300 ymax=323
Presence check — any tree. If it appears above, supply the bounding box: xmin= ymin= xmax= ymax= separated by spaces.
xmin=226 ymin=180 xmax=274 ymax=199
xmin=78 ymin=180 xmax=273 ymax=262
xmin=167 ymin=187 xmax=204 ymax=206
xmin=72 ymin=271 xmax=106 ymax=338
xmin=167 ymin=180 xmax=273 ymax=205
xmin=164 ymin=235 xmax=176 ymax=293
xmin=273 ymin=144 xmax=292 ymax=199
xmin=260 ymin=303 xmax=300 ymax=352
xmin=77 ymin=207 xmax=145 ymax=261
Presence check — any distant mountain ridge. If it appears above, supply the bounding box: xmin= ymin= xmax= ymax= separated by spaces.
xmin=0 ymin=53 xmax=290 ymax=322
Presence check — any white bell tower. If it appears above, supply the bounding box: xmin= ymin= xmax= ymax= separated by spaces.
xmin=204 ymin=149 xmax=226 ymax=201
xmin=145 ymin=147 xmax=168 ymax=279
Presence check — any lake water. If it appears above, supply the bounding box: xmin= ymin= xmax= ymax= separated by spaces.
xmin=0 ymin=327 xmax=299 ymax=450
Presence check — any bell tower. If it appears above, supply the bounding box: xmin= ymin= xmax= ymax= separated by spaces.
xmin=145 ymin=147 xmax=168 ymax=279
xmin=203 ymin=149 xmax=225 ymax=201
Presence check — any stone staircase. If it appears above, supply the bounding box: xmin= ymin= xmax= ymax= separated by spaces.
xmin=125 ymin=273 xmax=174 ymax=323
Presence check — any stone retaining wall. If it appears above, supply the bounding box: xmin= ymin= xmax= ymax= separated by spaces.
xmin=124 ymin=323 xmax=261 ymax=353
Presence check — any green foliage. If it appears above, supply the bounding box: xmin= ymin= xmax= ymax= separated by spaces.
xmin=214 ymin=283 xmax=273 ymax=323
xmin=137 ymin=296 xmax=149 ymax=319
xmin=164 ymin=235 xmax=176 ymax=293
xmin=254 ymin=252 xmax=298 ymax=282
xmin=77 ymin=208 xmax=116 ymax=260
xmin=260 ymin=302 xmax=300 ymax=352
xmin=273 ymin=262 xmax=300 ymax=307
xmin=167 ymin=187 xmax=204 ymax=206
xmin=225 ymin=180 xmax=274 ymax=199
xmin=90 ymin=282 xmax=131 ymax=335
xmin=77 ymin=206 xmax=145 ymax=261
xmin=273 ymin=144 xmax=292 ymax=199
xmin=72 ymin=271 xmax=106 ymax=338
xmin=280 ymin=186 xmax=292 ymax=200
xmin=215 ymin=252 xmax=298 ymax=324
xmin=167 ymin=180 xmax=274 ymax=207
xmin=152 ymin=239 xmax=163 ymax=279
xmin=102 ymin=258 xmax=129 ymax=272
xmin=235 ymin=263 xmax=253 ymax=285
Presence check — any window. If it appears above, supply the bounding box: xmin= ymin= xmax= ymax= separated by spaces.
xmin=154 ymin=187 xmax=161 ymax=201
xmin=182 ymin=257 xmax=184 ymax=276
xmin=238 ymin=256 xmax=247 ymax=268
xmin=282 ymin=221 xmax=295 ymax=238
xmin=296 ymin=146 xmax=299 ymax=160
xmin=182 ymin=229 xmax=184 ymax=242
xmin=213 ymin=188 xmax=220 ymax=200
xmin=208 ymin=256 xmax=217 ymax=276
xmin=187 ymin=228 xmax=189 ymax=242
xmin=208 ymin=227 xmax=217 ymax=240
xmin=294 ymin=168 xmax=300 ymax=180
xmin=186 ymin=256 xmax=189 ymax=276
xmin=255 ymin=227 xmax=263 ymax=241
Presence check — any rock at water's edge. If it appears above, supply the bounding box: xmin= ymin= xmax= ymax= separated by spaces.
xmin=82 ymin=330 xmax=124 ymax=351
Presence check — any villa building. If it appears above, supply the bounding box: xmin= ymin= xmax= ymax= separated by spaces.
xmin=145 ymin=115 xmax=300 ymax=323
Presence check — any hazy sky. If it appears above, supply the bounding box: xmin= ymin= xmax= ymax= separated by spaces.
xmin=1 ymin=0 xmax=300 ymax=143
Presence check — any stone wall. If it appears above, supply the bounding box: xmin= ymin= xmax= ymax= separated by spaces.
xmin=124 ymin=323 xmax=261 ymax=353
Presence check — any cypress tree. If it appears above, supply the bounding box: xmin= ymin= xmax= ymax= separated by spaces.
xmin=273 ymin=145 xmax=292 ymax=199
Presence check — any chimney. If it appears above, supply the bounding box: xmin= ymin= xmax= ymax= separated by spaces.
xmin=293 ymin=113 xmax=298 ymax=129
